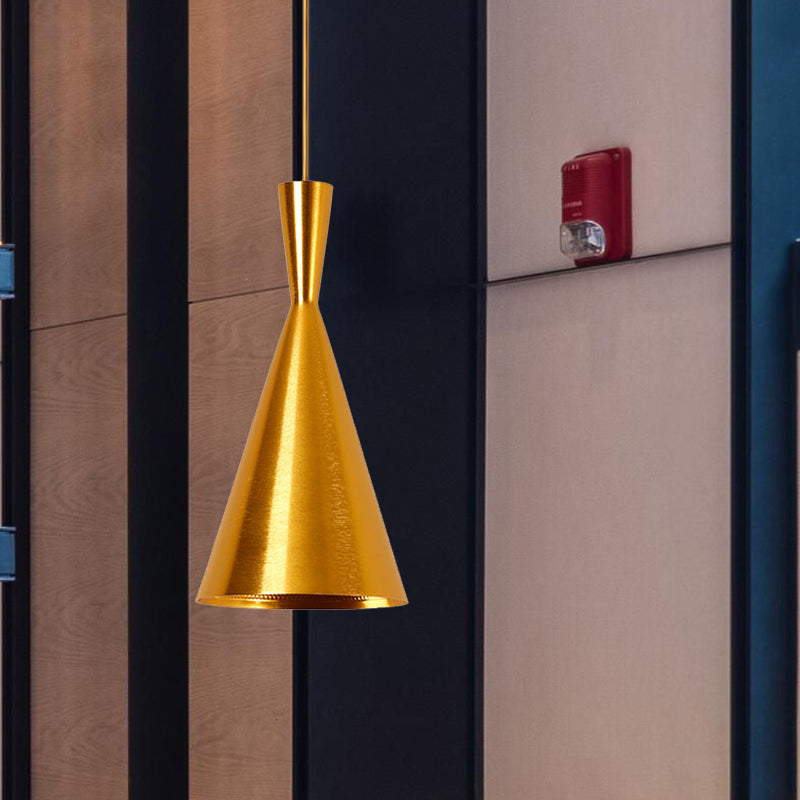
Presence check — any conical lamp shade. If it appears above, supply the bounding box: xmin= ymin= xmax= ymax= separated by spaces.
xmin=196 ymin=180 xmax=407 ymax=609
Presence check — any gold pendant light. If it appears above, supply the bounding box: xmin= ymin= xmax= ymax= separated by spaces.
xmin=195 ymin=0 xmax=407 ymax=610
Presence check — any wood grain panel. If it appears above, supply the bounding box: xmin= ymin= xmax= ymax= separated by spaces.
xmin=189 ymin=289 xmax=292 ymax=800
xmin=189 ymin=0 xmax=293 ymax=302
xmin=485 ymin=248 xmax=730 ymax=799
xmin=30 ymin=0 xmax=127 ymax=329
xmin=30 ymin=316 xmax=127 ymax=800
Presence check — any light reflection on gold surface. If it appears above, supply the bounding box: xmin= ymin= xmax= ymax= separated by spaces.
xmin=196 ymin=181 xmax=407 ymax=610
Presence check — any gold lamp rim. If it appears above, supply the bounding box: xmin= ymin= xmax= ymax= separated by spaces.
xmin=195 ymin=593 xmax=408 ymax=611
xmin=279 ymin=179 xmax=333 ymax=190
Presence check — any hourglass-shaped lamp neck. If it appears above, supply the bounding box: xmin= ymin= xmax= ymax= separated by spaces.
xmin=278 ymin=180 xmax=333 ymax=306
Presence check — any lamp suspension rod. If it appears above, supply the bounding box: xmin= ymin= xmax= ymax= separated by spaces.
xmin=302 ymin=0 xmax=309 ymax=181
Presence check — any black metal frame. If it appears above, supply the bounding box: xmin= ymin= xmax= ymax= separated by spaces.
xmin=731 ymin=1 xmax=751 ymax=797
xmin=2 ymin=0 xmax=30 ymax=796
xmin=127 ymin=2 xmax=189 ymax=799
xmin=473 ymin=0 xmax=487 ymax=794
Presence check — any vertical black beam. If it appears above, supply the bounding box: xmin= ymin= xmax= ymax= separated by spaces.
xmin=303 ymin=2 xmax=484 ymax=798
xmin=3 ymin=0 xmax=30 ymax=797
xmin=732 ymin=0 xmax=800 ymax=795
xmin=731 ymin=0 xmax=750 ymax=796
xmin=473 ymin=2 xmax=487 ymax=796
xmin=127 ymin=3 xmax=189 ymax=800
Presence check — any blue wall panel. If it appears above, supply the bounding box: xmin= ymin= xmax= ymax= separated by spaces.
xmin=734 ymin=0 xmax=800 ymax=796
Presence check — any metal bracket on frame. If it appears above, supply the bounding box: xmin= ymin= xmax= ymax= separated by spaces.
xmin=0 ymin=527 xmax=15 ymax=581
xmin=0 ymin=243 xmax=14 ymax=298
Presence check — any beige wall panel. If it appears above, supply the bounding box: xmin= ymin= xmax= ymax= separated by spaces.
xmin=190 ymin=289 xmax=292 ymax=800
xmin=30 ymin=317 xmax=127 ymax=800
xmin=485 ymin=248 xmax=730 ymax=798
xmin=487 ymin=0 xmax=730 ymax=279
xmin=30 ymin=0 xmax=127 ymax=329
xmin=189 ymin=0 xmax=293 ymax=302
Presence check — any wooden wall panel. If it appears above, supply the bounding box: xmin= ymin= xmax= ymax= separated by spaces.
xmin=29 ymin=2 xmax=129 ymax=797
xmin=30 ymin=317 xmax=127 ymax=800
xmin=189 ymin=0 xmax=294 ymax=794
xmin=485 ymin=248 xmax=730 ymax=799
xmin=30 ymin=0 xmax=127 ymax=329
xmin=189 ymin=0 xmax=293 ymax=302
xmin=189 ymin=290 xmax=292 ymax=800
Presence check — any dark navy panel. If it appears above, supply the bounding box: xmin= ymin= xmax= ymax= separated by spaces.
xmin=127 ymin=2 xmax=189 ymax=799
xmin=302 ymin=2 xmax=484 ymax=799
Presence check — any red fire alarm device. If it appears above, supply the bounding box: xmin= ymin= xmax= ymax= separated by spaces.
xmin=560 ymin=146 xmax=632 ymax=266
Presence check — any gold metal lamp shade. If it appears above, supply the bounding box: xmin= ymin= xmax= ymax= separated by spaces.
xmin=196 ymin=181 xmax=407 ymax=609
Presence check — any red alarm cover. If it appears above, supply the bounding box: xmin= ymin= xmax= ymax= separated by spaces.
xmin=560 ymin=146 xmax=631 ymax=266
